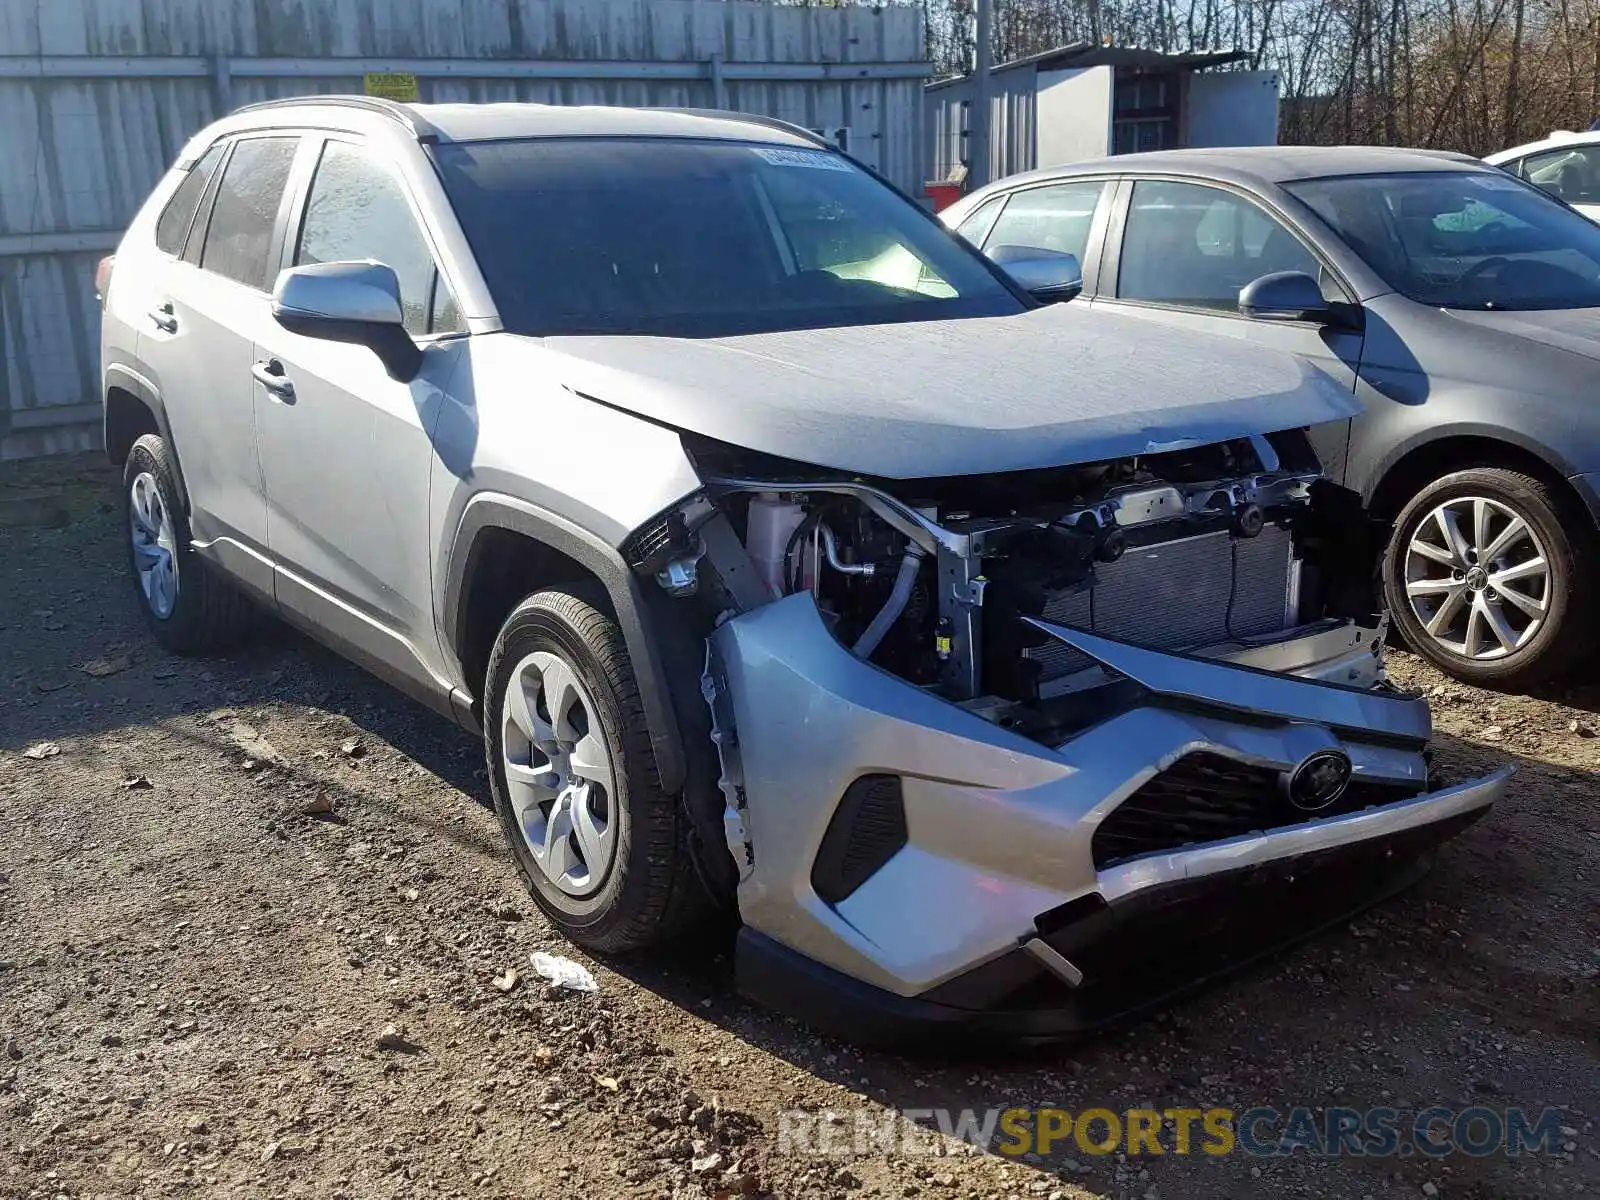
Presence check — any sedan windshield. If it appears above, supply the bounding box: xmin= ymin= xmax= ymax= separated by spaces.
xmin=432 ymin=138 xmax=1023 ymax=337
xmin=1287 ymin=170 xmax=1600 ymax=310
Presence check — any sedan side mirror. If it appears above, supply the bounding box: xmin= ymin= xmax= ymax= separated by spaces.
xmin=1239 ymin=271 xmax=1334 ymax=323
xmin=272 ymin=261 xmax=422 ymax=382
xmin=988 ymin=245 xmax=1084 ymax=304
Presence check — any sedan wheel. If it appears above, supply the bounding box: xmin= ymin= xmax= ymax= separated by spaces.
xmin=1402 ymin=495 xmax=1549 ymax=660
xmin=1385 ymin=467 xmax=1593 ymax=688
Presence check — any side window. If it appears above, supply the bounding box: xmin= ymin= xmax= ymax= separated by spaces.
xmin=954 ymin=195 xmax=1006 ymax=247
xmin=984 ymin=181 xmax=1106 ymax=265
xmin=296 ymin=140 xmax=444 ymax=337
xmin=200 ymin=137 xmax=299 ymax=290
xmin=1118 ymin=179 xmax=1323 ymax=311
xmin=154 ymin=145 xmax=224 ymax=256
xmin=1520 ymin=146 xmax=1600 ymax=204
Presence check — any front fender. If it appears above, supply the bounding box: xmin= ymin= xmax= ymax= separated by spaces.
xmin=438 ymin=492 xmax=687 ymax=795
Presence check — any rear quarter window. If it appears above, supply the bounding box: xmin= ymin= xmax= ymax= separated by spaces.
xmin=154 ymin=145 xmax=225 ymax=256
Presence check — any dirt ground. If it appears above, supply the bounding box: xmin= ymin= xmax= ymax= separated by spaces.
xmin=2 ymin=455 xmax=1596 ymax=1200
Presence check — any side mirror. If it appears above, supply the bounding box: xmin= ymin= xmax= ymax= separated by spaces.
xmin=1239 ymin=271 xmax=1334 ymax=323
xmin=988 ymin=245 xmax=1084 ymax=304
xmin=272 ymin=261 xmax=423 ymax=382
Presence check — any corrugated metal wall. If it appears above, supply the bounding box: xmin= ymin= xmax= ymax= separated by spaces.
xmin=925 ymin=65 xmax=1040 ymax=185
xmin=0 ymin=0 xmax=927 ymax=460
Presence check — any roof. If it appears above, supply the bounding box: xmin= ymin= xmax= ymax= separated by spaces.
xmin=409 ymin=102 xmax=821 ymax=145
xmin=927 ymin=42 xmax=1248 ymax=90
xmin=1486 ymin=129 xmax=1600 ymax=164
xmin=976 ymin=144 xmax=1486 ymax=194
xmin=228 ymin=95 xmax=823 ymax=147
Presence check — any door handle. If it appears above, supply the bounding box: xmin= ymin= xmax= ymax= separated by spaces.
xmin=251 ymin=359 xmax=296 ymax=403
xmin=148 ymin=302 xmax=177 ymax=333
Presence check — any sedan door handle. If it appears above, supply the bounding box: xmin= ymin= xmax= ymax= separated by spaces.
xmin=251 ymin=359 xmax=295 ymax=403
xmin=148 ymin=303 xmax=177 ymax=333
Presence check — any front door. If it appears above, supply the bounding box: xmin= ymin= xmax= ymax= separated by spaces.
xmin=253 ymin=135 xmax=468 ymax=705
xmin=1092 ymin=178 xmax=1366 ymax=478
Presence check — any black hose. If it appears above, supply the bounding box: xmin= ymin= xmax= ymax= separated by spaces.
xmin=852 ymin=547 xmax=925 ymax=660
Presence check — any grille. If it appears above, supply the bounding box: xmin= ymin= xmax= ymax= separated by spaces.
xmin=1091 ymin=752 xmax=1422 ymax=869
xmin=1026 ymin=525 xmax=1294 ymax=681
xmin=620 ymin=513 xmax=679 ymax=570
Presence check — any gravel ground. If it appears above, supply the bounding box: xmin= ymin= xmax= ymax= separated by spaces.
xmin=1 ymin=456 xmax=1596 ymax=1200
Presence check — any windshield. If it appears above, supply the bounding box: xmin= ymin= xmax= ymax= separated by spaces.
xmin=1286 ymin=170 xmax=1600 ymax=310
xmin=432 ymin=138 xmax=1023 ymax=337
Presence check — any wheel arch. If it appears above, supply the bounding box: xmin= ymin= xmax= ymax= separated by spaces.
xmin=442 ymin=494 xmax=687 ymax=795
xmin=103 ymin=365 xmax=192 ymax=513
xmin=1365 ymin=431 xmax=1595 ymax=529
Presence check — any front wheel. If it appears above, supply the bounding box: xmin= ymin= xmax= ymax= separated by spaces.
xmin=483 ymin=588 xmax=705 ymax=952
xmin=1383 ymin=466 xmax=1595 ymax=688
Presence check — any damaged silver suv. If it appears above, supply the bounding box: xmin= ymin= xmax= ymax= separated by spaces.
xmin=100 ymin=98 xmax=1509 ymax=1043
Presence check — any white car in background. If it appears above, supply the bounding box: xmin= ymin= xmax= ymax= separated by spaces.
xmin=1488 ymin=130 xmax=1600 ymax=220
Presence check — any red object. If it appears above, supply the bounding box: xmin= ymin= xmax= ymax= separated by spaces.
xmin=95 ymin=255 xmax=116 ymax=306
xmin=925 ymin=181 xmax=964 ymax=212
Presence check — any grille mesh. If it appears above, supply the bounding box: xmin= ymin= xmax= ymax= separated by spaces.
xmin=1026 ymin=525 xmax=1294 ymax=680
xmin=811 ymin=775 xmax=908 ymax=905
xmin=1092 ymin=752 xmax=1421 ymax=868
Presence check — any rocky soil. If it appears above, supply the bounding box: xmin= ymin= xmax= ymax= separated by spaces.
xmin=1 ymin=456 xmax=1596 ymax=1199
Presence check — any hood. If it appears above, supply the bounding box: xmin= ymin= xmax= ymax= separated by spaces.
xmin=537 ymin=305 xmax=1361 ymax=479
xmin=1445 ymin=306 xmax=1600 ymax=363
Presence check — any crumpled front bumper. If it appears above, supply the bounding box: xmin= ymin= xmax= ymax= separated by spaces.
xmin=712 ymin=595 xmax=1509 ymax=1044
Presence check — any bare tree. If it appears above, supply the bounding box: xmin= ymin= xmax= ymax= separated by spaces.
xmin=913 ymin=0 xmax=1600 ymax=150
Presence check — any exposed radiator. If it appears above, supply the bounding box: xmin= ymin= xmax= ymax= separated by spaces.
xmin=1025 ymin=525 xmax=1296 ymax=681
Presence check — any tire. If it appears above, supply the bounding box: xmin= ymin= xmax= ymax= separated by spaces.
xmin=122 ymin=434 xmax=254 ymax=655
xmin=484 ymin=587 xmax=705 ymax=952
xmin=1383 ymin=466 xmax=1595 ymax=689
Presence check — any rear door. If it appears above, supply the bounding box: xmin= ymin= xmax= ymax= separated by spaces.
xmin=1094 ymin=176 xmax=1365 ymax=477
xmin=252 ymin=134 xmax=468 ymax=700
xmin=138 ymin=133 xmax=302 ymax=595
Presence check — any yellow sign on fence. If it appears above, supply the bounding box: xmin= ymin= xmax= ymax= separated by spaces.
xmin=363 ymin=73 xmax=419 ymax=102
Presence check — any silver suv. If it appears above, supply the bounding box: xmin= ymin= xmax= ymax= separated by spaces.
xmin=100 ymin=98 xmax=1507 ymax=1044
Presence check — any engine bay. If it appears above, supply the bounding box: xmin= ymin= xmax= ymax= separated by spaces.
xmin=631 ymin=428 xmax=1384 ymax=741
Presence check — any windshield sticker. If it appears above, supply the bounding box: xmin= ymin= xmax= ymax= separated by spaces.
xmin=752 ymin=147 xmax=853 ymax=172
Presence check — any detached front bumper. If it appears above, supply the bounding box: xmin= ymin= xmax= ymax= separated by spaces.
xmin=712 ymin=596 xmax=1509 ymax=1045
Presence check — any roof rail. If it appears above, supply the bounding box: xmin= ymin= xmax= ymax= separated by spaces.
xmin=231 ymin=94 xmax=439 ymax=141
xmin=662 ymin=108 xmax=832 ymax=149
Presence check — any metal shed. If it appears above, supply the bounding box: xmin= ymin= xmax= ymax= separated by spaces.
xmin=926 ymin=43 xmax=1277 ymax=189
xmin=0 ymin=0 xmax=928 ymax=460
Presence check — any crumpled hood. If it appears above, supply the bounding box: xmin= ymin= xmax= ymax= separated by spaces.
xmin=537 ymin=305 xmax=1361 ymax=478
xmin=1445 ymin=306 xmax=1600 ymax=363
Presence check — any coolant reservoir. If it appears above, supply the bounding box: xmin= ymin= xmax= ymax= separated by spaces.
xmin=746 ymin=493 xmax=805 ymax=598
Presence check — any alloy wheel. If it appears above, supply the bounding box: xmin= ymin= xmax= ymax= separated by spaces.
xmin=129 ymin=471 xmax=179 ymax=619
xmin=500 ymin=651 xmax=618 ymax=896
xmin=1403 ymin=495 xmax=1550 ymax=661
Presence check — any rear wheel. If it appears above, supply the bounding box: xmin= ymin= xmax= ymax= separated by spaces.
xmin=484 ymin=588 xmax=704 ymax=952
xmin=1384 ymin=466 xmax=1594 ymax=688
xmin=122 ymin=434 xmax=253 ymax=654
